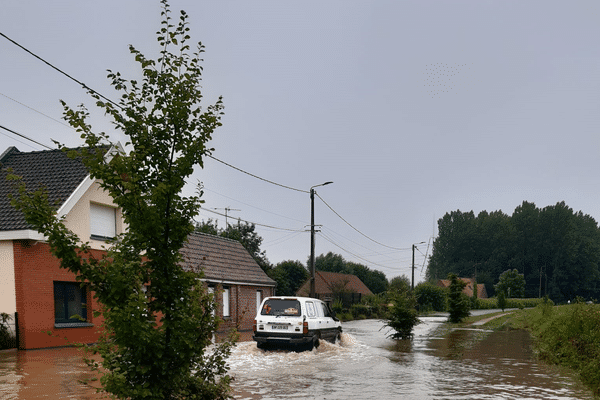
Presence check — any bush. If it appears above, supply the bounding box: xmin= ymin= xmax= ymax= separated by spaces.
xmin=497 ymin=290 xmax=507 ymax=311
xmin=447 ymin=274 xmax=470 ymax=323
xmin=474 ymin=297 xmax=546 ymax=310
xmin=350 ymin=304 xmax=371 ymax=318
xmin=331 ymin=299 xmax=344 ymax=314
xmin=337 ymin=312 xmax=353 ymax=322
xmin=529 ymin=303 xmax=600 ymax=396
xmin=414 ymin=282 xmax=447 ymax=312
xmin=384 ymin=291 xmax=419 ymax=339
xmin=0 ymin=313 xmax=14 ymax=350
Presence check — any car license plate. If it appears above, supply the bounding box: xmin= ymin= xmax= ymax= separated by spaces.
xmin=271 ymin=324 xmax=288 ymax=330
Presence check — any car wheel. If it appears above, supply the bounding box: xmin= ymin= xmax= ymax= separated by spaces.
xmin=304 ymin=340 xmax=314 ymax=352
xmin=256 ymin=342 xmax=266 ymax=350
xmin=335 ymin=329 xmax=342 ymax=344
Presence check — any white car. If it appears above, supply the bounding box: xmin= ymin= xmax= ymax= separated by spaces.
xmin=253 ymin=296 xmax=342 ymax=351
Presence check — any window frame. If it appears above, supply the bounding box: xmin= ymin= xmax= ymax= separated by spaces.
xmin=90 ymin=202 xmax=117 ymax=241
xmin=222 ymin=287 xmax=230 ymax=318
xmin=53 ymin=281 xmax=93 ymax=329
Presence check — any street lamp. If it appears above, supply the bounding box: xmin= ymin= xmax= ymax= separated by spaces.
xmin=310 ymin=181 xmax=333 ymax=298
xmin=412 ymin=241 xmax=426 ymax=290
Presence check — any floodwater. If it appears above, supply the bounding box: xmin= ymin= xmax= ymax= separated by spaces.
xmin=0 ymin=317 xmax=593 ymax=399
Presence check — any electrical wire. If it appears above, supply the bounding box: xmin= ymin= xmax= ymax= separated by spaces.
xmin=315 ymin=192 xmax=412 ymax=251
xmin=2 ymin=31 xmax=315 ymax=198
xmin=1 ymin=29 xmax=427 ymax=274
xmin=198 ymin=208 xmax=304 ymax=232
xmin=0 ymin=124 xmax=53 ymax=150
xmin=203 ymin=187 xmax=307 ymax=224
xmin=318 ymin=231 xmax=415 ymax=272
xmin=206 ymin=155 xmax=308 ymax=194
xmin=0 ymin=31 xmax=122 ymax=110
xmin=0 ymin=92 xmax=73 ymax=130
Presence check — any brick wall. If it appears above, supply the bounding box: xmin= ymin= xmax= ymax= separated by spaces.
xmin=13 ymin=240 xmax=275 ymax=348
xmin=212 ymin=283 xmax=274 ymax=342
xmin=13 ymin=240 xmax=103 ymax=349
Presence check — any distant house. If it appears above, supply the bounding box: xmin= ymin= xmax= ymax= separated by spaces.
xmin=0 ymin=146 xmax=275 ymax=349
xmin=437 ymin=277 xmax=488 ymax=298
xmin=296 ymin=270 xmax=373 ymax=305
xmin=180 ymin=232 xmax=276 ymax=339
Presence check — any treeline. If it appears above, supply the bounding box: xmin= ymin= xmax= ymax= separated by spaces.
xmin=426 ymin=201 xmax=600 ymax=302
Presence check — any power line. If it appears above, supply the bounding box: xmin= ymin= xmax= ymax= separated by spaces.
xmin=198 ymin=208 xmax=304 ymax=232
xmin=203 ymin=187 xmax=307 ymax=224
xmin=2 ymin=30 xmax=314 ymax=199
xmin=207 ymin=155 xmax=308 ymax=193
xmin=0 ymin=91 xmax=73 ymax=130
xmin=315 ymin=192 xmax=410 ymax=251
xmin=0 ymin=124 xmax=53 ymax=150
xmin=0 ymin=31 xmax=121 ymax=110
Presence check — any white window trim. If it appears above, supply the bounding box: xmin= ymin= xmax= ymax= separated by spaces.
xmin=222 ymin=287 xmax=230 ymax=318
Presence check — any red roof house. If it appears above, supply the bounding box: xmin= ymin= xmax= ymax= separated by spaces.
xmin=296 ymin=270 xmax=373 ymax=304
xmin=437 ymin=277 xmax=488 ymax=298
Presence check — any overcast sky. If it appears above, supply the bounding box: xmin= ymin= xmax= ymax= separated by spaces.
xmin=1 ymin=1 xmax=599 ymax=283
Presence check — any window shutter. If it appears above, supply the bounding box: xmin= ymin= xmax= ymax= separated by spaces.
xmin=90 ymin=203 xmax=116 ymax=239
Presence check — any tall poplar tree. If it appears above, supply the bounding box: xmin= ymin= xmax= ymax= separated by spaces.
xmin=9 ymin=1 xmax=233 ymax=398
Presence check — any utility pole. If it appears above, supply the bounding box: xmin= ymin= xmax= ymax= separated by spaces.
xmin=411 ymin=241 xmax=425 ymax=290
xmin=309 ymin=182 xmax=333 ymax=299
xmin=412 ymin=244 xmax=415 ymax=290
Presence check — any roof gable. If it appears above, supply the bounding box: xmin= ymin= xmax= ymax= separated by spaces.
xmin=297 ymin=270 xmax=373 ymax=296
xmin=0 ymin=147 xmax=90 ymax=232
xmin=437 ymin=278 xmax=488 ymax=298
xmin=180 ymin=231 xmax=276 ymax=287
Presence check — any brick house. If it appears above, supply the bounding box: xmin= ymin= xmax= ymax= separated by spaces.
xmin=296 ymin=270 xmax=373 ymax=305
xmin=0 ymin=146 xmax=124 ymax=349
xmin=180 ymin=232 xmax=276 ymax=341
xmin=437 ymin=277 xmax=488 ymax=298
xmin=0 ymin=146 xmax=275 ymax=349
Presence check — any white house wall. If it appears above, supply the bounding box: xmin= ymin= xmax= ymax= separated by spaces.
xmin=0 ymin=240 xmax=16 ymax=315
xmin=62 ymin=180 xmax=125 ymax=250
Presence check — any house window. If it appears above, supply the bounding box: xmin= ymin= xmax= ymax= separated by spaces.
xmin=256 ymin=290 xmax=262 ymax=315
xmin=54 ymin=281 xmax=89 ymax=327
xmin=90 ymin=203 xmax=116 ymax=240
xmin=222 ymin=287 xmax=230 ymax=318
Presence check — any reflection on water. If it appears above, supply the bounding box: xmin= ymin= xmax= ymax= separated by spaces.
xmin=0 ymin=317 xmax=593 ymax=399
xmin=0 ymin=347 xmax=100 ymax=399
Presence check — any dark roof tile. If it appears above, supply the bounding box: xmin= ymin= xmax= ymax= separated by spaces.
xmin=0 ymin=147 xmax=90 ymax=231
xmin=181 ymin=232 xmax=276 ymax=287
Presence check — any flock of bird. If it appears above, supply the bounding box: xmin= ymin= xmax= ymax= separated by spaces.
xmin=423 ymin=63 xmax=473 ymax=98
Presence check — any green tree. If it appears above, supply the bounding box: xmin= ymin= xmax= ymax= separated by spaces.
xmin=389 ymin=275 xmax=410 ymax=294
xmin=496 ymin=290 xmax=507 ymax=312
xmin=414 ymin=282 xmax=447 ymax=312
xmin=426 ymin=202 xmax=600 ymax=302
xmin=447 ymin=273 xmax=470 ymax=323
xmin=268 ymin=260 xmax=308 ymax=296
xmin=384 ymin=290 xmax=420 ymax=339
xmin=314 ymin=252 xmax=388 ymax=294
xmin=495 ymin=269 xmax=526 ymax=298
xmin=9 ymin=2 xmax=233 ymax=398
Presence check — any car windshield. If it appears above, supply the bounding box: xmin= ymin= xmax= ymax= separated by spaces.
xmin=261 ymin=299 xmax=301 ymax=316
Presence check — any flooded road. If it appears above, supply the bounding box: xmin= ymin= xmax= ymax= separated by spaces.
xmin=0 ymin=317 xmax=593 ymax=399
xmin=227 ymin=317 xmax=592 ymax=399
